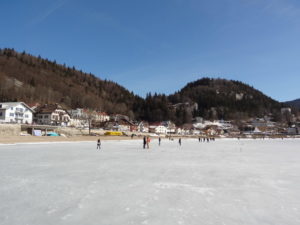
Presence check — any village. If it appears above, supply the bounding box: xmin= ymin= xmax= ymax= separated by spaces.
xmin=0 ymin=101 xmax=299 ymax=138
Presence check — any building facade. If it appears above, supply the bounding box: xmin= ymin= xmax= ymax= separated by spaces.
xmin=0 ymin=102 xmax=34 ymax=124
xmin=35 ymin=104 xmax=71 ymax=126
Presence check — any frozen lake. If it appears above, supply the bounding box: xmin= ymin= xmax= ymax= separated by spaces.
xmin=1 ymin=138 xmax=300 ymax=225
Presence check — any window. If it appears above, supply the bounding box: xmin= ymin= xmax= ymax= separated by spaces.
xmin=44 ymin=115 xmax=49 ymax=119
xmin=0 ymin=112 xmax=2 ymax=116
xmin=0 ymin=104 xmax=2 ymax=108
xmin=10 ymin=113 xmax=14 ymax=117
xmin=25 ymin=114 xmax=29 ymax=118
xmin=11 ymin=107 xmax=13 ymax=110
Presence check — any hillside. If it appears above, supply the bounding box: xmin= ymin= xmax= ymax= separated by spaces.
xmin=171 ymin=78 xmax=283 ymax=120
xmin=138 ymin=78 xmax=285 ymax=124
xmin=0 ymin=48 xmax=143 ymax=118
xmin=0 ymin=48 xmax=285 ymax=124
xmin=284 ymin=99 xmax=300 ymax=109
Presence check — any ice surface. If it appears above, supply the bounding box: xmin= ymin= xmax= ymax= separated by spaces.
xmin=0 ymin=139 xmax=300 ymax=225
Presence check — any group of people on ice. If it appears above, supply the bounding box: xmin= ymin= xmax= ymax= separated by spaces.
xmin=97 ymin=135 xmax=216 ymax=150
xmin=142 ymin=136 xmax=183 ymax=149
xmin=143 ymin=136 xmax=151 ymax=149
xmin=198 ymin=137 xmax=215 ymax=142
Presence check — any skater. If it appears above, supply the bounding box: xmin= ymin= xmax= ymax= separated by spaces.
xmin=97 ymin=138 xmax=101 ymax=149
xmin=159 ymin=137 xmax=161 ymax=146
xmin=143 ymin=136 xmax=146 ymax=149
xmin=146 ymin=136 xmax=151 ymax=149
xmin=179 ymin=138 xmax=181 ymax=146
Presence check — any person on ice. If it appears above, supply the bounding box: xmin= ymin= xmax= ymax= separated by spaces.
xmin=179 ymin=138 xmax=181 ymax=146
xmin=97 ymin=139 xmax=101 ymax=149
xmin=159 ymin=137 xmax=161 ymax=146
xmin=143 ymin=136 xmax=146 ymax=149
xmin=146 ymin=136 xmax=151 ymax=149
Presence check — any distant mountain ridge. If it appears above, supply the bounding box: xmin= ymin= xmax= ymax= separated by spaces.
xmin=284 ymin=99 xmax=300 ymax=109
xmin=0 ymin=48 xmax=286 ymax=124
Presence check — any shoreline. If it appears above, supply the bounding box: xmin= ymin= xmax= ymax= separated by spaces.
xmin=0 ymin=135 xmax=299 ymax=145
xmin=0 ymin=135 xmax=138 ymax=144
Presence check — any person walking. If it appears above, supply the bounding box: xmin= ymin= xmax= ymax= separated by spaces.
xmin=143 ymin=136 xmax=146 ymax=149
xmin=146 ymin=136 xmax=151 ymax=149
xmin=159 ymin=137 xmax=161 ymax=146
xmin=179 ymin=138 xmax=181 ymax=146
xmin=97 ymin=138 xmax=101 ymax=149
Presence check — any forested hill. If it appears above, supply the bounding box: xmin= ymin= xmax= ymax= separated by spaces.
xmin=141 ymin=78 xmax=284 ymax=124
xmin=169 ymin=78 xmax=284 ymax=120
xmin=284 ymin=99 xmax=300 ymax=109
xmin=0 ymin=48 xmax=285 ymax=124
xmin=0 ymin=48 xmax=143 ymax=118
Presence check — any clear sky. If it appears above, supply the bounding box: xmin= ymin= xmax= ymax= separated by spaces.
xmin=1 ymin=0 xmax=299 ymax=101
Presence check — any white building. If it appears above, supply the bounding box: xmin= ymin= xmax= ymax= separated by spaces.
xmin=162 ymin=121 xmax=176 ymax=134
xmin=0 ymin=102 xmax=34 ymax=124
xmin=138 ymin=121 xmax=149 ymax=133
xmin=35 ymin=104 xmax=71 ymax=126
xmin=149 ymin=123 xmax=167 ymax=134
xmin=68 ymin=108 xmax=88 ymax=128
xmin=95 ymin=112 xmax=110 ymax=122
xmin=68 ymin=108 xmax=85 ymax=118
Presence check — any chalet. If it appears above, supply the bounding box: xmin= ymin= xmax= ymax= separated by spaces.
xmin=103 ymin=121 xmax=118 ymax=131
xmin=68 ymin=108 xmax=88 ymax=128
xmin=138 ymin=121 xmax=149 ymax=133
xmin=149 ymin=122 xmax=167 ymax=134
xmin=190 ymin=128 xmax=201 ymax=135
xmin=162 ymin=121 xmax=176 ymax=134
xmin=0 ymin=102 xmax=34 ymax=124
xmin=176 ymin=127 xmax=183 ymax=135
xmin=68 ymin=108 xmax=85 ymax=119
xmin=95 ymin=112 xmax=110 ymax=122
xmin=35 ymin=104 xmax=71 ymax=126
xmin=104 ymin=118 xmax=137 ymax=132
xmin=118 ymin=118 xmax=137 ymax=132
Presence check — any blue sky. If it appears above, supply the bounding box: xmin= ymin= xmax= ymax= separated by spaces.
xmin=1 ymin=0 xmax=300 ymax=101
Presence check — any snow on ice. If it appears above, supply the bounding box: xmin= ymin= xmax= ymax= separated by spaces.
xmin=0 ymin=138 xmax=300 ymax=225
